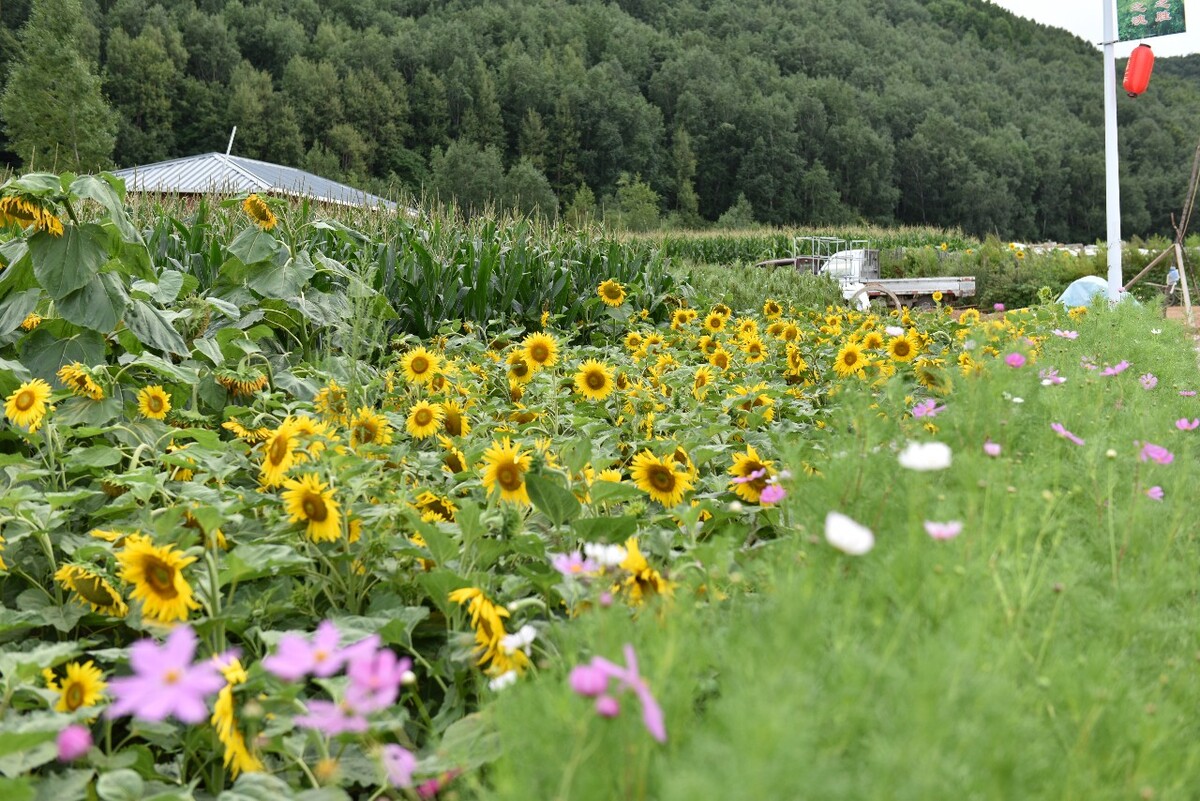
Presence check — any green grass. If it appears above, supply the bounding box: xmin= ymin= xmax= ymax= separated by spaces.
xmin=482 ymin=301 xmax=1200 ymax=800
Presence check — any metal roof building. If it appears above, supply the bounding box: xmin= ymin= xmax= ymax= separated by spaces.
xmin=112 ymin=152 xmax=400 ymax=211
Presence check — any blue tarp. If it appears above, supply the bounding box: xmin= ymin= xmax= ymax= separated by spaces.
xmin=1057 ymin=276 xmax=1136 ymax=307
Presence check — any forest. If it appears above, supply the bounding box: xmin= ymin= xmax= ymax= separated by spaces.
xmin=2 ymin=0 xmax=1199 ymax=241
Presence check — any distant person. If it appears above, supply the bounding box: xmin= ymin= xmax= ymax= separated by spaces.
xmin=1167 ymin=265 xmax=1180 ymax=299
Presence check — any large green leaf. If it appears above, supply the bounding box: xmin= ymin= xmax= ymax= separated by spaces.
xmin=124 ymin=300 xmax=188 ymax=356
xmin=246 ymin=251 xmax=315 ymax=300
xmin=96 ymin=770 xmax=144 ymax=801
xmin=219 ymin=544 xmax=311 ymax=586
xmin=56 ymin=271 xmax=128 ymax=332
xmin=70 ymin=174 xmax=141 ymax=244
xmin=525 ymin=472 xmax=582 ymax=527
xmin=20 ymin=327 xmax=106 ymax=380
xmin=29 ymin=223 xmax=109 ymax=299
xmin=227 ymin=226 xmax=284 ymax=266
xmin=0 ymin=288 xmax=41 ymax=336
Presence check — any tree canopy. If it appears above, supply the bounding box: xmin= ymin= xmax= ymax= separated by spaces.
xmin=2 ymin=0 xmax=1198 ymax=240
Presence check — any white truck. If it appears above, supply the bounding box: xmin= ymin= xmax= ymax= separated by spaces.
xmin=757 ymin=237 xmax=976 ymax=310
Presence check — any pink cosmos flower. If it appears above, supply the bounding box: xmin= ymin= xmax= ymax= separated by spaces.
xmin=923 ymin=520 xmax=963 ymax=540
xmin=1140 ymin=373 xmax=1158 ymax=390
xmin=1039 ymin=368 xmax=1066 ymax=386
xmin=1175 ymin=418 xmax=1200 ymax=431
xmin=731 ymin=467 xmax=766 ymax=485
xmin=1145 ymin=486 xmax=1164 ymax=501
xmin=346 ymin=649 xmax=411 ymax=713
xmin=570 ymin=644 xmax=666 ymax=743
xmin=1081 ymin=356 xmax=1098 ymax=371
xmin=759 ymin=483 xmax=786 ymax=504
xmin=106 ymin=626 xmax=226 ymax=724
xmin=1005 ymin=353 xmax=1026 ymax=368
xmin=1050 ymin=422 xmax=1085 ymax=446
xmin=1138 ymin=442 xmax=1174 ymax=464
xmin=263 ymin=621 xmax=379 ymax=682
xmin=1052 ymin=329 xmax=1079 ymax=339
xmin=56 ymin=725 xmax=92 ymax=761
xmin=1100 ymin=360 xmax=1131 ymax=376
xmin=294 ymin=699 xmax=369 ymax=735
xmin=417 ymin=770 xmax=462 ymax=800
xmin=911 ymin=398 xmax=946 ymax=418
xmin=983 ymin=439 xmax=1002 ymax=457
xmin=381 ymin=744 xmax=418 ymax=788
xmin=994 ymin=303 xmax=1005 ymax=311
xmin=1181 ymin=390 xmax=1198 ymax=397
xmin=551 ymin=551 xmax=599 ymax=577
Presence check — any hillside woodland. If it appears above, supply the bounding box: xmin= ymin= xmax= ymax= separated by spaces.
xmin=1 ymin=0 xmax=1198 ymax=241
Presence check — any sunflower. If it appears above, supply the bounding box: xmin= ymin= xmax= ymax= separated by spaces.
xmin=415 ymin=490 xmax=458 ymax=522
xmin=597 ymin=279 xmax=627 ymax=307
xmin=729 ymin=445 xmax=775 ymax=503
xmin=57 ymin=363 xmax=104 ymax=400
xmin=782 ymin=322 xmax=801 ymax=342
xmin=214 ymin=368 xmax=269 ymax=398
xmin=763 ymin=298 xmax=783 ymax=319
xmin=406 ymin=401 xmax=444 ymax=440
xmin=440 ymin=400 xmax=470 ymax=437
xmin=522 ymin=332 xmax=560 ymax=369
xmin=449 ymin=587 xmax=528 ymax=674
xmin=703 ymin=312 xmax=726 ymax=333
xmin=834 ymin=342 xmax=867 ymax=377
xmin=574 ymin=360 xmax=614 ymax=400
xmin=742 ymin=336 xmax=767 ymax=363
xmin=349 ymin=406 xmax=394 ymax=449
xmin=693 ymin=366 xmax=713 ymax=400
xmin=624 ymin=331 xmax=644 ymax=351
xmin=915 ymin=361 xmax=955 ymax=396
xmin=709 ymin=349 xmax=731 ymax=371
xmin=507 ymin=352 xmax=535 ymax=385
xmin=116 ymin=535 xmax=200 ymax=623
xmin=54 ymin=564 xmax=128 ymax=617
xmin=697 ymin=335 xmax=720 ymax=356
xmin=212 ymin=657 xmax=264 ymax=778
xmin=615 ymin=537 xmax=674 ymax=606
xmin=242 ymin=194 xmax=277 ymax=230
xmin=887 ymin=333 xmax=919 ymax=362
xmin=222 ymin=419 xmax=272 ymax=443
xmin=630 ymin=450 xmax=694 ymax=508
xmin=20 ymin=312 xmax=42 ymax=331
xmin=480 ymin=438 xmax=531 ymax=505
xmin=4 ymin=378 xmax=51 ymax=431
xmin=958 ymin=308 xmax=981 ymax=326
xmin=730 ymin=382 xmax=776 ymax=423
xmin=439 ymin=436 xmax=468 ymax=474
xmin=44 ymin=661 xmax=106 ymax=713
xmin=712 ymin=303 xmax=731 ymax=318
xmin=0 ymin=195 xmax=63 ymax=236
xmin=862 ymin=330 xmax=885 ymax=351
xmin=401 ymin=347 xmax=441 ymax=386
xmin=314 ymin=379 xmax=348 ymax=421
xmin=259 ymin=418 xmax=299 ymax=487
xmin=137 ymin=385 xmax=171 ymax=420
xmin=282 ymin=473 xmax=342 ymax=542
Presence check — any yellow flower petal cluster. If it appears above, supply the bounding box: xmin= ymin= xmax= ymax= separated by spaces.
xmin=0 ymin=195 xmax=63 ymax=236
xmin=116 ymin=535 xmax=201 ymax=623
xmin=242 ymin=194 xmax=277 ymax=230
xmin=137 ymin=385 xmax=171 ymax=420
xmin=57 ymin=363 xmax=104 ymax=400
xmin=282 ymin=473 xmax=342 ymax=542
xmin=211 ymin=657 xmax=264 ymax=778
xmin=4 ymin=378 xmax=51 ymax=431
xmin=44 ymin=661 xmax=106 ymax=713
xmin=614 ymin=537 xmax=674 ymax=606
xmin=55 ymin=564 xmax=128 ymax=617
xmin=448 ymin=587 xmax=529 ymax=675
xmin=597 ymin=278 xmax=626 ymax=307
xmin=630 ymin=450 xmax=694 ymax=508
xmin=480 ymin=438 xmax=531 ymax=505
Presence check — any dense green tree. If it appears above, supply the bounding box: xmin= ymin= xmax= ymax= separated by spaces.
xmin=1 ymin=0 xmax=115 ymax=171
xmin=502 ymin=159 xmax=557 ymax=219
xmin=105 ymin=26 xmax=185 ymax=165
xmin=429 ymin=139 xmax=504 ymax=215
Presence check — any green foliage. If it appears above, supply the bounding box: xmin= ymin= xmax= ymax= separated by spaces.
xmin=609 ymin=173 xmax=660 ymax=232
xmin=715 ymin=193 xmax=755 ymax=229
xmin=0 ymin=0 xmax=116 ymax=171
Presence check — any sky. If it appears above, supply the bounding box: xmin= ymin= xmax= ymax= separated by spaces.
xmin=986 ymin=0 xmax=1200 ymax=57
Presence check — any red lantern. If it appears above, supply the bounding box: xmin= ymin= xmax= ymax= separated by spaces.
xmin=1123 ymin=44 xmax=1155 ymax=98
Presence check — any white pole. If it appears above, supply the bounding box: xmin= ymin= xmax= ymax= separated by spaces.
xmin=1104 ymin=0 xmax=1122 ymax=301
xmin=225 ymin=126 xmax=238 ymax=157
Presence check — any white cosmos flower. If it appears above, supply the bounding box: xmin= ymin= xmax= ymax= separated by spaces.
xmin=487 ymin=670 xmax=518 ymax=691
xmin=500 ymin=624 xmax=538 ymax=655
xmin=825 ymin=512 xmax=875 ymax=555
xmin=582 ymin=542 xmax=627 ymax=567
xmin=897 ymin=441 xmax=952 ymax=471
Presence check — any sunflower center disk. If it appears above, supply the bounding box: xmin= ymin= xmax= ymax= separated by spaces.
xmin=302 ymin=495 xmax=328 ymax=522
xmin=15 ymin=391 xmax=34 ymax=411
xmin=65 ymin=683 xmax=84 ymax=710
xmin=650 ymin=468 xmax=675 ymax=491
xmin=146 ymin=562 xmax=179 ymax=598
xmin=269 ymin=437 xmax=290 ymax=465
xmin=497 ymin=465 xmax=521 ymax=491
xmin=587 ymin=373 xmax=606 ymax=390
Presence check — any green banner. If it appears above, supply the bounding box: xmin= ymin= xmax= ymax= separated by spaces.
xmin=1118 ymin=0 xmax=1187 ymax=41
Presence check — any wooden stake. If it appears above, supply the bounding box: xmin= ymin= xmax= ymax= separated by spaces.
xmin=1175 ymin=242 xmax=1195 ymax=327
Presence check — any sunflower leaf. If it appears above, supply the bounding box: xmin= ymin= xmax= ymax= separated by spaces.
xmin=525 ymin=473 xmax=581 ymax=527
